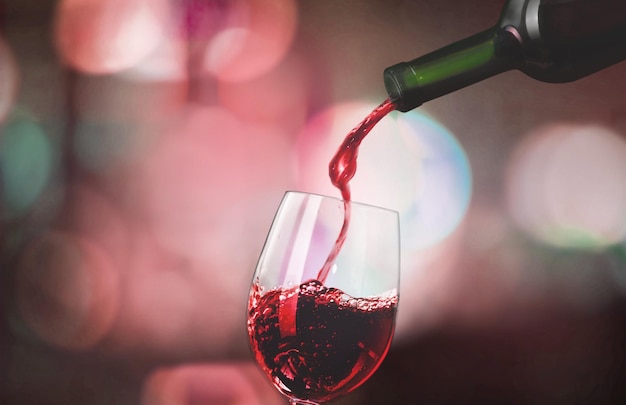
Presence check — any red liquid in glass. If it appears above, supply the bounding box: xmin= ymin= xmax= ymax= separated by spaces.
xmin=247 ymin=279 xmax=397 ymax=403
xmin=317 ymin=98 xmax=396 ymax=283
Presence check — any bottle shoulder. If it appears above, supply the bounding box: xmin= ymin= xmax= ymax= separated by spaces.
xmin=502 ymin=0 xmax=626 ymax=82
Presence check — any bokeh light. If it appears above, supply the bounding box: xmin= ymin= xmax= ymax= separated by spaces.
xmin=295 ymin=102 xmax=472 ymax=250
xmin=201 ymin=0 xmax=298 ymax=82
xmin=54 ymin=0 xmax=169 ymax=74
xmin=71 ymin=73 xmax=188 ymax=172
xmin=295 ymin=102 xmax=416 ymax=210
xmin=392 ymin=111 xmax=472 ymax=251
xmin=506 ymin=124 xmax=626 ymax=250
xmin=142 ymin=363 xmax=284 ymax=405
xmin=137 ymin=104 xmax=293 ymax=263
xmin=16 ymin=230 xmax=120 ymax=350
xmin=66 ymin=184 xmax=130 ymax=275
xmin=171 ymin=0 xmax=240 ymax=42
xmin=0 ymin=36 xmax=19 ymax=123
xmin=295 ymin=102 xmax=472 ymax=339
xmin=73 ymin=120 xmax=138 ymax=172
xmin=102 ymin=225 xmax=242 ymax=357
xmin=97 ymin=104 xmax=295 ymax=357
xmin=1 ymin=111 xmax=54 ymax=219
xmin=122 ymin=31 xmax=188 ymax=82
xmin=217 ymin=53 xmax=310 ymax=132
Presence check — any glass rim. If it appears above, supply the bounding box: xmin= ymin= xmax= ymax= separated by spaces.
xmin=283 ymin=190 xmax=399 ymax=215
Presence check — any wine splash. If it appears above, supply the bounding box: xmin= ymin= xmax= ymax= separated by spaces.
xmin=247 ymin=279 xmax=397 ymax=403
xmin=317 ymin=98 xmax=396 ymax=283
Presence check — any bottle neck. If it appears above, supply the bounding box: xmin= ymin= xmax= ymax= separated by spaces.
xmin=384 ymin=27 xmax=522 ymax=112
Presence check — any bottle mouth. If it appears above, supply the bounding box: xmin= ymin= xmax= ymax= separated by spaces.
xmin=383 ymin=62 xmax=421 ymax=112
xmin=383 ymin=67 xmax=402 ymax=100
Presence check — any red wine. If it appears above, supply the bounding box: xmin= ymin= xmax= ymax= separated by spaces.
xmin=247 ymin=279 xmax=398 ymax=403
xmin=317 ymin=98 xmax=396 ymax=282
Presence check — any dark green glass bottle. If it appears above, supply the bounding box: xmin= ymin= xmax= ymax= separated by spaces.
xmin=384 ymin=0 xmax=626 ymax=112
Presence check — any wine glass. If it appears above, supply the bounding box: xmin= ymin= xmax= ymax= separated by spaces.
xmin=247 ymin=191 xmax=400 ymax=405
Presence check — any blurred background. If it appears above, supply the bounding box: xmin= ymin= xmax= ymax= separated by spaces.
xmin=1 ymin=0 xmax=626 ymax=404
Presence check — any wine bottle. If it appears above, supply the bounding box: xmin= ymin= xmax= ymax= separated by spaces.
xmin=384 ymin=0 xmax=626 ymax=112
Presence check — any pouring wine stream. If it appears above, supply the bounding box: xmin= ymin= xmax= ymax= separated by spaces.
xmin=317 ymin=98 xmax=397 ymax=283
